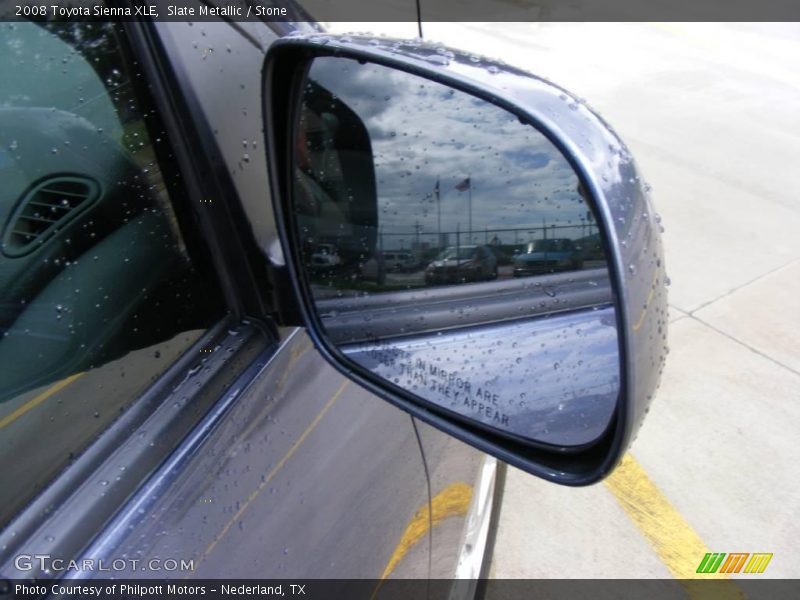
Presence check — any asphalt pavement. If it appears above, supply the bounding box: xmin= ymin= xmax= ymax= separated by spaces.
xmin=329 ymin=22 xmax=800 ymax=579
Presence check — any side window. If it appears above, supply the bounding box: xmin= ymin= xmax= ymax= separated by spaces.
xmin=0 ymin=22 xmax=225 ymax=526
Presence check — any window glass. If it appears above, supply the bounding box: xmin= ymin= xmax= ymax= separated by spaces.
xmin=0 ymin=21 xmax=225 ymax=526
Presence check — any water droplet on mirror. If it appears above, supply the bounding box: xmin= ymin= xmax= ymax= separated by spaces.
xmin=425 ymin=54 xmax=450 ymax=66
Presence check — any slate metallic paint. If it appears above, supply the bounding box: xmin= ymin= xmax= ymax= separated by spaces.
xmin=68 ymin=329 xmax=434 ymax=578
xmin=264 ymin=36 xmax=667 ymax=485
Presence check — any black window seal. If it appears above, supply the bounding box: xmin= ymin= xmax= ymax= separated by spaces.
xmin=106 ymin=21 xmax=222 ymax=305
xmin=125 ymin=16 xmax=277 ymax=329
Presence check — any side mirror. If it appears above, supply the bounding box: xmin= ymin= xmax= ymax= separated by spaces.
xmin=263 ymin=37 xmax=668 ymax=485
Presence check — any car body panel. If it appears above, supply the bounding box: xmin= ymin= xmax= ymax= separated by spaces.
xmin=75 ymin=329 xmax=432 ymax=579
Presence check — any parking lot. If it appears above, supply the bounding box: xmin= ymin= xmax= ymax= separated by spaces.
xmin=330 ymin=22 xmax=800 ymax=579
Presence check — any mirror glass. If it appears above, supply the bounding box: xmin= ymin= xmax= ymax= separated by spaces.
xmin=290 ymin=56 xmax=619 ymax=448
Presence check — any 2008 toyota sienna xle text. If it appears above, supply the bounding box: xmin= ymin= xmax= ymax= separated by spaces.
xmin=0 ymin=4 xmax=668 ymax=590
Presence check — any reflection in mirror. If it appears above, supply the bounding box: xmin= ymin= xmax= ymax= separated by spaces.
xmin=291 ymin=56 xmax=619 ymax=448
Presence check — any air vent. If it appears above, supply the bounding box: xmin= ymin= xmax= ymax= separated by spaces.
xmin=2 ymin=176 xmax=100 ymax=257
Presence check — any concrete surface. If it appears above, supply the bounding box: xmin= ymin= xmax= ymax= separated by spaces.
xmin=329 ymin=22 xmax=800 ymax=579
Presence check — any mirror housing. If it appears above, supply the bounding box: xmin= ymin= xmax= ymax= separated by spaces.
xmin=263 ymin=35 xmax=668 ymax=485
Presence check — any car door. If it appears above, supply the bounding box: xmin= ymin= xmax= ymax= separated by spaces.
xmin=0 ymin=13 xmax=445 ymax=582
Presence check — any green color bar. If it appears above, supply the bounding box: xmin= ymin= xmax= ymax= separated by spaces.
xmin=697 ymin=552 xmax=726 ymax=573
xmin=696 ymin=553 xmax=713 ymax=573
xmin=709 ymin=553 xmax=726 ymax=573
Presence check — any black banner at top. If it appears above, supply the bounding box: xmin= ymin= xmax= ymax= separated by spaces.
xmin=2 ymin=0 xmax=800 ymax=22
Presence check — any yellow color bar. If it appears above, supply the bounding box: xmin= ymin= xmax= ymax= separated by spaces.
xmin=744 ymin=553 xmax=773 ymax=574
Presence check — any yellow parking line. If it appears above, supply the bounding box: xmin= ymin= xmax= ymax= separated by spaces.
xmin=605 ymin=454 xmax=747 ymax=598
xmin=379 ymin=482 xmax=473 ymax=580
xmin=200 ymin=379 xmax=348 ymax=562
xmin=0 ymin=372 xmax=84 ymax=430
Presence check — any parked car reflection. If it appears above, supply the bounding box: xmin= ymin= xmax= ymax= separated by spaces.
xmin=425 ymin=245 xmax=498 ymax=285
xmin=310 ymin=243 xmax=341 ymax=270
xmin=513 ymin=238 xmax=583 ymax=277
